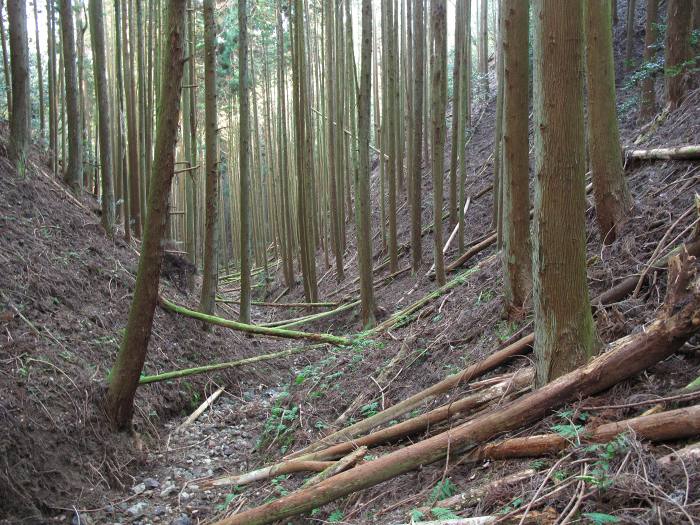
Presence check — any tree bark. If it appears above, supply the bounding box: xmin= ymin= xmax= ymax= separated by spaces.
xmin=532 ymin=0 xmax=597 ymax=386
xmin=104 ymin=0 xmax=187 ymax=431
xmin=88 ymin=0 xmax=114 ymax=234
xmin=199 ymin=0 xmax=219 ymax=318
xmin=501 ymin=0 xmax=532 ymax=314
xmin=0 ymin=0 xmax=12 ymax=118
xmin=6 ymin=0 xmax=30 ymax=171
xmin=33 ymin=0 xmax=45 ymax=136
xmin=666 ymin=0 xmax=693 ymax=109
xmin=639 ymin=0 xmax=659 ymax=122
xmin=356 ymin=0 xmax=376 ymax=328
xmin=625 ymin=0 xmax=637 ymax=70
xmin=213 ymin=264 xmax=700 ymax=525
xmin=585 ymin=0 xmax=632 ymax=244
xmin=410 ymin=0 xmax=425 ymax=272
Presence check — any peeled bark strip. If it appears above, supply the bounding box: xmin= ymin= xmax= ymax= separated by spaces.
xmin=469 ymin=404 xmax=700 ymax=460
xmin=201 ymin=460 xmax=335 ymax=489
xmin=625 ymin=145 xmax=700 ymax=162
xmin=288 ymin=333 xmax=534 ymax=459
xmin=214 ymin=266 xmax=700 ymax=525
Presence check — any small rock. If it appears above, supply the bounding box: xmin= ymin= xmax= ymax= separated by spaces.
xmin=131 ymin=483 xmax=146 ymax=495
xmin=144 ymin=478 xmax=160 ymax=490
xmin=160 ymin=483 xmax=178 ymax=497
xmin=153 ymin=506 xmax=167 ymax=517
xmin=71 ymin=513 xmax=93 ymax=525
xmin=170 ymin=515 xmax=193 ymax=525
xmin=180 ymin=491 xmax=191 ymax=501
xmin=126 ymin=502 xmax=149 ymax=518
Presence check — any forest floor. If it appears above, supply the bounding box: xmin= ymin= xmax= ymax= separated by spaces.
xmin=2 ymin=4 xmax=700 ymax=524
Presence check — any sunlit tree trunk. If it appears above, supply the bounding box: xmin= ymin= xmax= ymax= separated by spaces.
xmin=532 ymin=0 xmax=598 ymax=386
xmin=105 ymin=0 xmax=186 ymax=431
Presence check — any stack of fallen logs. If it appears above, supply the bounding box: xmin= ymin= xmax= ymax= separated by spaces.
xmin=205 ymin=249 xmax=700 ymax=525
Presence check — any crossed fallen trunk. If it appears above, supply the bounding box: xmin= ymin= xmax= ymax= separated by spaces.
xmin=212 ymin=254 xmax=700 ymax=525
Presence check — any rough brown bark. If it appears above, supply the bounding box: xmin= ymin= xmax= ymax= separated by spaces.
xmin=666 ymin=0 xmax=693 ymax=108
xmin=639 ymin=0 xmax=659 ymax=122
xmin=104 ymin=0 xmax=187 ymax=431
xmin=6 ymin=0 xmax=30 ymax=170
xmin=410 ymin=0 xmax=425 ymax=272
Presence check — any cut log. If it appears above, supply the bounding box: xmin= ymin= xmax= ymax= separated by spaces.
xmin=178 ymin=386 xmax=225 ymax=429
xmin=200 ymin=460 xmax=336 ymax=489
xmin=159 ymin=297 xmax=350 ymax=346
xmin=626 ymin=145 xmax=700 ymax=162
xmin=287 ymin=333 xmax=534 ymax=459
xmin=444 ymin=233 xmax=497 ymax=275
xmin=213 ymin=260 xmax=700 ymax=525
xmin=657 ymin=441 xmax=700 ymax=466
xmin=467 ymin=404 xmax=700 ymax=460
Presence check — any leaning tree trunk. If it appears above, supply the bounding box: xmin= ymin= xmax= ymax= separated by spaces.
xmin=59 ymin=0 xmax=83 ymax=193
xmin=666 ymin=0 xmax=692 ymax=109
xmin=355 ymin=0 xmax=376 ymax=328
xmin=88 ymin=0 xmax=114 ymax=234
xmin=105 ymin=0 xmax=187 ymax=431
xmin=6 ymin=0 xmax=29 ymax=171
xmin=199 ymin=0 xmax=219 ymax=318
xmin=585 ymin=0 xmax=632 ymax=244
xmin=532 ymin=0 xmax=598 ymax=386
xmin=501 ymin=0 xmax=532 ymax=315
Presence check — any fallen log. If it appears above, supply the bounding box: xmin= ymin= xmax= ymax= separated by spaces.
xmin=159 ymin=297 xmax=350 ymax=346
xmin=287 ymin=333 xmax=534 ymax=459
xmin=287 ymin=369 xmax=533 ymax=463
xmin=414 ymin=469 xmax=536 ymax=515
xmin=467 ymin=404 xmax=700 ymax=460
xmin=444 ymin=233 xmax=497 ymax=275
xmin=138 ymin=344 xmax=326 ymax=384
xmin=201 ymin=460 xmax=335 ymax=489
xmin=213 ymin=256 xmax=700 ymax=525
xmin=657 ymin=441 xmax=700 ymax=466
xmin=178 ymin=386 xmax=225 ymax=429
xmin=301 ymin=446 xmax=367 ymax=487
xmin=626 ymin=145 xmax=700 ymax=162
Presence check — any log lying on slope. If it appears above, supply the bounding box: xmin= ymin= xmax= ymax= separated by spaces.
xmin=626 ymin=145 xmax=700 ymax=162
xmin=468 ymin=404 xmax=700 ymax=460
xmin=158 ymin=297 xmax=350 ymax=346
xmin=212 ymin=257 xmax=700 ymax=525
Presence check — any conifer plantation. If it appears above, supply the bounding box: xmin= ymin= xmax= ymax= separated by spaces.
xmin=1 ymin=1 xmax=700 ymax=523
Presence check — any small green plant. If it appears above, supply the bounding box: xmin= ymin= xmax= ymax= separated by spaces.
xmin=431 ymin=507 xmax=459 ymax=519
xmin=271 ymin=475 xmax=290 ymax=496
xmin=495 ymin=320 xmax=519 ymax=342
xmin=529 ymin=459 xmax=547 ymax=471
xmin=499 ymin=496 xmax=524 ymax=514
xmin=327 ymin=509 xmax=344 ymax=522
xmin=360 ymin=401 xmax=380 ymax=417
xmin=409 ymin=508 xmax=425 ymax=521
xmin=579 ymin=434 xmax=629 ymax=489
xmin=476 ymin=289 xmax=494 ymax=304
xmin=427 ymin=478 xmax=458 ymax=504
xmin=582 ymin=512 xmax=620 ymax=524
xmin=216 ymin=493 xmax=237 ymax=511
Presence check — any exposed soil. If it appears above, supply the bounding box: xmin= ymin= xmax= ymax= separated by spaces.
xmin=2 ymin=1 xmax=700 ymax=523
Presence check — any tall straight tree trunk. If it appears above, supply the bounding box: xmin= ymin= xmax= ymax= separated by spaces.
xmin=585 ymin=0 xmax=632 ymax=245
xmin=105 ymin=0 xmax=186 ymax=431
xmin=124 ymin=0 xmax=141 ymax=237
xmin=383 ymin=0 xmax=399 ymax=273
xmin=0 ymin=0 xmax=12 ymax=117
xmin=693 ymin=0 xmax=700 ymax=30
xmin=47 ymin=0 xmax=58 ymax=176
xmin=238 ymin=0 xmax=252 ymax=323
xmin=89 ymin=0 xmax=114 ymax=234
xmin=501 ymin=0 xmax=532 ymax=315
xmin=625 ymin=0 xmax=637 ymax=70
xmin=59 ymin=0 xmax=83 ymax=193
xmin=532 ymin=0 xmax=597 ymax=387
xmin=430 ymin=0 xmax=447 ymax=286
xmin=113 ymin=0 xmax=130 ymax=240
xmin=639 ymin=0 xmax=659 ymax=122
xmin=33 ymin=0 xmax=45 ymax=137
xmin=448 ymin=0 xmax=463 ymax=230
xmin=458 ymin=0 xmax=472 ymax=254
xmin=183 ymin=0 xmax=197 ymax=263
xmin=666 ymin=0 xmax=692 ymax=109
xmin=356 ymin=0 xmax=376 ymax=328
xmin=479 ymin=0 xmax=489 ymax=96
xmin=199 ymin=0 xmax=219 ymax=318
xmin=411 ymin=0 xmax=424 ymax=272
xmin=6 ymin=0 xmax=29 ymax=170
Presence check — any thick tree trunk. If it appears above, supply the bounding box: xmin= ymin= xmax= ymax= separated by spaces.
xmin=214 ymin=264 xmax=700 ymax=525
xmin=6 ymin=0 xmax=29 ymax=170
xmin=104 ymin=0 xmax=187 ymax=431
xmin=199 ymin=0 xmax=219 ymax=318
xmin=585 ymin=0 xmax=632 ymax=244
xmin=639 ymin=0 xmax=659 ymax=122
xmin=88 ymin=0 xmax=114 ymax=234
xmin=33 ymin=0 xmax=44 ymax=136
xmin=0 ymin=0 xmax=11 ymax=118
xmin=532 ymin=0 xmax=597 ymax=386
xmin=356 ymin=0 xmax=376 ymax=328
xmin=59 ymin=0 xmax=83 ymax=192
xmin=501 ymin=0 xmax=532 ymax=314
xmin=666 ymin=0 xmax=693 ymax=108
